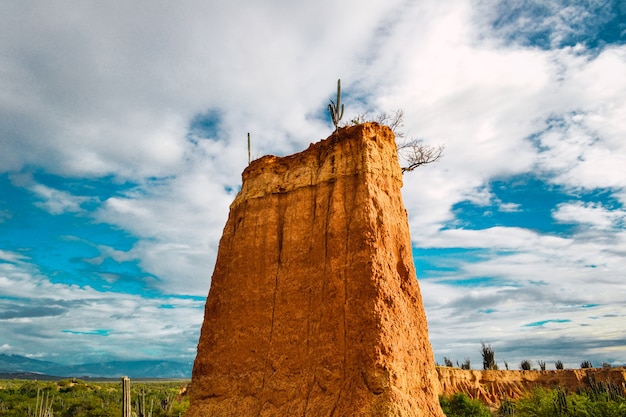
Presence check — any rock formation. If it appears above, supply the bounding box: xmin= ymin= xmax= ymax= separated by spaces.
xmin=186 ymin=123 xmax=445 ymax=416
xmin=436 ymin=366 xmax=626 ymax=408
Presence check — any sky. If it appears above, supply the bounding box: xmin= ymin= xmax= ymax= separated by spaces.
xmin=1 ymin=0 xmax=625 ymax=372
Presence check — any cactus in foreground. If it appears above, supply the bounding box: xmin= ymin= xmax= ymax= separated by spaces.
xmin=328 ymin=79 xmax=344 ymax=130
xmin=34 ymin=388 xmax=53 ymax=417
xmin=122 ymin=377 xmax=131 ymax=417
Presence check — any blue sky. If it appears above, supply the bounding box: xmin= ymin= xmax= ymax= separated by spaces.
xmin=1 ymin=0 xmax=625 ymax=372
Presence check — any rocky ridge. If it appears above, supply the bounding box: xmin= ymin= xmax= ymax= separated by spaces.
xmin=437 ymin=366 xmax=626 ymax=407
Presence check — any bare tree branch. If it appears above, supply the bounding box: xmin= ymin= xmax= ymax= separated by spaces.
xmin=374 ymin=109 xmax=405 ymax=140
xmin=397 ymin=139 xmax=445 ymax=172
xmin=377 ymin=109 xmax=444 ymax=172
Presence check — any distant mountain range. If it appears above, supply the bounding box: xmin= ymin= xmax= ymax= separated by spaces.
xmin=0 ymin=354 xmax=192 ymax=379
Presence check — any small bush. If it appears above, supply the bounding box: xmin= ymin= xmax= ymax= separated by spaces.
xmin=537 ymin=360 xmax=546 ymax=370
xmin=439 ymin=393 xmax=491 ymax=417
xmin=555 ymin=360 xmax=564 ymax=370
xmin=520 ymin=360 xmax=532 ymax=371
xmin=580 ymin=360 xmax=593 ymax=369
xmin=459 ymin=358 xmax=471 ymax=370
xmin=444 ymin=357 xmax=454 ymax=367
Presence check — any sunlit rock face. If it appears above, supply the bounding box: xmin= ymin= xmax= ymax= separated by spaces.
xmin=186 ymin=123 xmax=444 ymax=417
xmin=437 ymin=366 xmax=626 ymax=408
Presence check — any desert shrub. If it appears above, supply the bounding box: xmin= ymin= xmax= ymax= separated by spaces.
xmin=443 ymin=357 xmax=454 ymax=367
xmin=459 ymin=358 xmax=471 ymax=370
xmin=439 ymin=392 xmax=490 ymax=417
xmin=537 ymin=360 xmax=546 ymax=370
xmin=580 ymin=360 xmax=593 ymax=369
xmin=520 ymin=360 xmax=532 ymax=370
xmin=586 ymin=374 xmax=626 ymax=402
xmin=498 ymin=398 xmax=515 ymax=416
xmin=481 ymin=342 xmax=497 ymax=370
xmin=555 ymin=360 xmax=564 ymax=370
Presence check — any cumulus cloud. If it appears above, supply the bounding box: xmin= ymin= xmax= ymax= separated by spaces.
xmin=554 ymin=202 xmax=626 ymax=230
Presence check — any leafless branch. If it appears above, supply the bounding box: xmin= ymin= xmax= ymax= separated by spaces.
xmin=397 ymin=139 xmax=445 ymax=173
xmin=374 ymin=109 xmax=405 ymax=140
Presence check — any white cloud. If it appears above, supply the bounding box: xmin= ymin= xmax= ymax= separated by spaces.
xmin=0 ymin=0 xmax=412 ymax=179
xmin=0 ymin=251 xmax=203 ymax=364
xmin=403 ymin=42 xmax=626 ymax=255
xmin=0 ymin=249 xmax=29 ymax=264
xmin=419 ymin=218 xmax=626 ymax=366
xmin=30 ymin=184 xmax=89 ymax=215
xmin=532 ymin=48 xmax=626 ymax=190
xmin=7 ymin=173 xmax=94 ymax=215
xmin=92 ymin=142 xmax=237 ymax=295
xmin=554 ymin=202 xmax=626 ymax=230
xmin=498 ymin=202 xmax=521 ymax=212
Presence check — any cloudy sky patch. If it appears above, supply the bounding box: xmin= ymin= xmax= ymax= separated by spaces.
xmin=1 ymin=0 xmax=624 ymax=371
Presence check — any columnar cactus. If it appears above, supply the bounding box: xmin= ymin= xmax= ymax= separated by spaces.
xmin=328 ymin=78 xmax=344 ymax=131
xmin=122 ymin=377 xmax=131 ymax=417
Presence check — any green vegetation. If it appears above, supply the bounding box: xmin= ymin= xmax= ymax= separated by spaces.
xmin=328 ymin=78 xmax=344 ymax=131
xmin=4 ymin=376 xmax=626 ymax=416
xmin=481 ymin=343 xmax=497 ymax=370
xmin=440 ymin=382 xmax=626 ymax=417
xmin=499 ymin=385 xmax=626 ymax=416
xmin=0 ymin=379 xmax=189 ymax=417
xmin=247 ymin=132 xmax=251 ymax=165
xmin=439 ymin=393 xmax=491 ymax=417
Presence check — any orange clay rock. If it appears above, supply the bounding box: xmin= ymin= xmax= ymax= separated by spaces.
xmin=436 ymin=366 xmax=626 ymax=407
xmin=186 ymin=123 xmax=445 ymax=417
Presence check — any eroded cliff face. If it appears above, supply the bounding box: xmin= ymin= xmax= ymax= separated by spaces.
xmin=186 ymin=123 xmax=444 ymax=416
xmin=437 ymin=366 xmax=626 ymax=407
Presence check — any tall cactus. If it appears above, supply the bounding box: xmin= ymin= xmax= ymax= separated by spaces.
xmin=328 ymin=78 xmax=344 ymax=131
xmin=34 ymin=387 xmax=53 ymax=417
xmin=247 ymin=132 xmax=251 ymax=165
xmin=122 ymin=377 xmax=131 ymax=417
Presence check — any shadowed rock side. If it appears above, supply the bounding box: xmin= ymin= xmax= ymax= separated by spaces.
xmin=186 ymin=123 xmax=444 ymax=417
